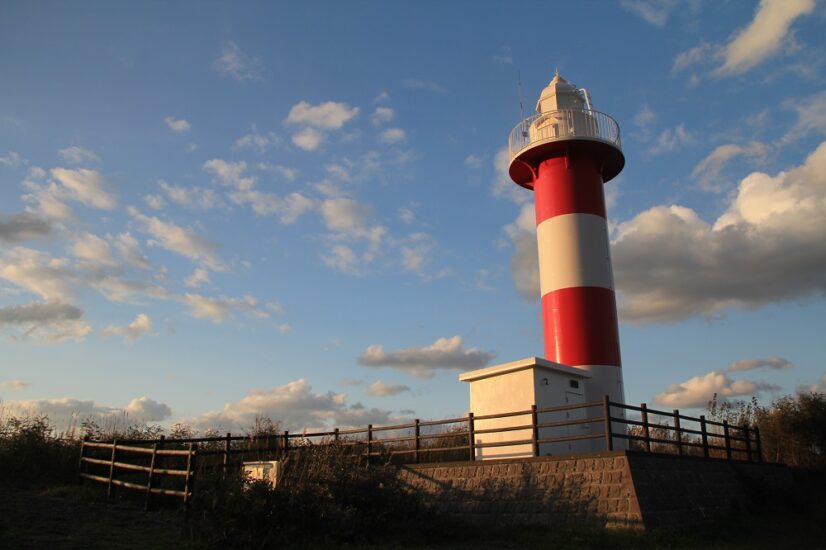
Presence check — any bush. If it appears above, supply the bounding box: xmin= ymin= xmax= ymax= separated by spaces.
xmin=0 ymin=415 xmax=79 ymax=487
xmin=189 ymin=442 xmax=443 ymax=548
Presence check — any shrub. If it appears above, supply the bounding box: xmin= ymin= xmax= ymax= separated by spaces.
xmin=189 ymin=442 xmax=441 ymax=548
xmin=0 ymin=414 xmax=79 ymax=487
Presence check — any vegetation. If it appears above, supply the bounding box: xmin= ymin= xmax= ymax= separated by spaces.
xmin=1 ymin=391 xmax=825 ymax=547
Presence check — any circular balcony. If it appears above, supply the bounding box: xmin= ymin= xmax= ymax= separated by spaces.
xmin=508 ymin=109 xmax=624 ymax=188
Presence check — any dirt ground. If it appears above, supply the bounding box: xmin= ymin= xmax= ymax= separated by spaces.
xmin=0 ymin=485 xmax=193 ymax=549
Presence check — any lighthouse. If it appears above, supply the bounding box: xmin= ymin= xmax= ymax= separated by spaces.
xmin=460 ymin=72 xmax=625 ymax=458
xmin=508 ymin=71 xmax=626 ymax=408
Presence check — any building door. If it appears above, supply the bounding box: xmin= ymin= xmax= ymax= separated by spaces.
xmin=565 ymin=390 xmax=587 ymax=453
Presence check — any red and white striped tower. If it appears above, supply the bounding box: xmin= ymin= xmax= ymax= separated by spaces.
xmin=508 ymin=72 xmax=626 ymax=408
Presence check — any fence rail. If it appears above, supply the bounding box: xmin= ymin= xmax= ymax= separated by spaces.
xmin=78 ymin=396 xmax=761 ymax=508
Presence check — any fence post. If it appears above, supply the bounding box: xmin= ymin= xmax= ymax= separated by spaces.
xmin=107 ymin=439 xmax=117 ymax=499
xmin=640 ymin=403 xmax=651 ymax=453
xmin=334 ymin=428 xmax=339 ymax=443
xmin=183 ymin=443 xmax=196 ymax=507
xmin=223 ymin=432 xmax=231 ymax=470
xmin=78 ymin=435 xmax=89 ymax=484
xmin=700 ymin=415 xmax=709 ymax=458
xmin=145 ymin=443 xmax=158 ymax=511
xmin=283 ymin=430 xmax=289 ymax=458
xmin=744 ymin=426 xmax=753 ymax=462
xmin=468 ymin=413 xmax=476 ymax=462
xmin=531 ymin=405 xmax=539 ymax=457
xmin=723 ymin=420 xmax=732 ymax=460
xmin=414 ymin=419 xmax=421 ymax=464
xmin=754 ymin=427 xmax=763 ymax=463
xmin=673 ymin=410 xmax=683 ymax=456
xmin=366 ymin=424 xmax=373 ymax=465
xmin=603 ymin=396 xmax=613 ymax=452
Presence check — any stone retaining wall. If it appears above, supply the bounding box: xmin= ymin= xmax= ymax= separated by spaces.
xmin=394 ymin=451 xmax=791 ymax=530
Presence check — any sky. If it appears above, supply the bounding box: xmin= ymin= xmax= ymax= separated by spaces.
xmin=1 ymin=0 xmax=825 ymax=434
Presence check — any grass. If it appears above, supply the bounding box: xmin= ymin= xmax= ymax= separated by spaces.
xmin=2 ymin=410 xmax=825 ymax=548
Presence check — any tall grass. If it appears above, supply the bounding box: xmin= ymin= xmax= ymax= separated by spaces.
xmin=189 ymin=442 xmax=447 ymax=548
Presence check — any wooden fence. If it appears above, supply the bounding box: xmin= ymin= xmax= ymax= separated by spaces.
xmin=78 ymin=396 xmax=762 ymax=508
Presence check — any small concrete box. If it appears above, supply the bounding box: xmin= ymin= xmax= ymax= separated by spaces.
xmin=242 ymin=460 xmax=281 ymax=487
xmin=459 ymin=357 xmax=591 ymax=460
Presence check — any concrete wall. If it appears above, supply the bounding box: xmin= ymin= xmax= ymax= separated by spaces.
xmin=469 ymin=368 xmax=535 ymax=460
xmin=394 ymin=451 xmax=792 ymax=530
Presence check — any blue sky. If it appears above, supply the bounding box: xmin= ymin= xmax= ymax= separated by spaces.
xmin=1 ymin=0 xmax=825 ymax=432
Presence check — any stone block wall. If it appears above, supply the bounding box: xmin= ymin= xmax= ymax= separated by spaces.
xmin=395 ymin=452 xmax=644 ymax=529
xmin=393 ymin=451 xmax=792 ymax=530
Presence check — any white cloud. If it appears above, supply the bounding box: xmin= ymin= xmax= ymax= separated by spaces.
xmin=633 ymin=104 xmax=656 ymax=130
xmin=195 ymin=378 xmax=395 ymax=431
xmin=57 ymin=146 xmax=99 ymax=165
xmin=714 ymin=0 xmax=815 ymax=76
xmin=213 ymin=41 xmax=262 ymax=82
xmin=646 ymin=124 xmax=694 ymax=155
xmin=286 ymin=101 xmax=359 ymax=130
xmin=729 ymin=356 xmax=794 ymax=372
xmin=163 ymin=117 xmax=190 ymax=133
xmin=379 ymin=127 xmax=406 ymax=144
xmin=691 ymin=142 xmax=770 ymax=192
xmin=125 ymin=396 xmax=172 ymax=421
xmin=50 ymin=168 xmax=117 ymax=210
xmin=203 ymin=159 xmax=313 ymax=222
xmin=257 ymin=163 xmax=297 ymax=182
xmin=672 ymin=42 xmax=720 ymax=75
xmin=0 ymin=151 xmax=23 ymax=169
xmin=358 ymin=335 xmax=496 ymax=379
xmin=367 ymin=381 xmax=411 ymax=397
xmin=159 ymin=180 xmax=220 ymax=210
xmin=0 ymin=300 xmax=90 ymax=343
xmin=229 ymin=189 xmax=315 ymax=222
xmin=799 ymin=373 xmax=826 ymax=394
xmin=781 ymin=91 xmax=826 ymax=145
xmin=373 ymin=91 xmax=391 ymax=103
xmin=403 ymin=78 xmax=447 ymax=94
xmin=321 ymin=198 xmax=371 ymax=233
xmin=182 ymin=293 xmax=268 ymax=323
xmin=203 ymin=159 xmax=255 ymax=190
xmin=128 ymin=207 xmax=224 ymax=271
xmin=370 ymin=106 xmax=395 ymax=126
xmin=184 ymin=267 xmax=210 ymax=288
xmin=620 ymin=0 xmax=677 ymax=27
xmin=0 ymin=380 xmax=29 ymax=390
xmin=399 ymin=233 xmax=446 ymax=280
xmin=654 ymin=370 xmax=780 ymax=408
xmin=397 ymin=207 xmax=415 ymax=224
xmin=612 ymin=141 xmax=826 ymax=323
xmin=0 ymin=213 xmax=51 ymax=243
xmin=503 ymin=203 xmax=540 ymax=301
xmin=71 ymin=232 xmax=114 ymax=266
xmin=0 ymin=247 xmax=76 ymax=301
xmin=114 ymin=232 xmax=151 ymax=270
xmin=144 ymin=194 xmax=166 ymax=210
xmin=491 ymin=146 xmax=529 ymax=204
xmin=464 ymin=153 xmax=483 ymax=169
xmin=234 ymin=128 xmax=278 ymax=151
xmin=101 ymin=313 xmax=152 ymax=343
xmin=291 ymin=127 xmax=325 ymax=151
xmin=673 ymin=1 xmax=815 ymax=80
xmin=322 ymin=245 xmax=360 ymax=275
xmin=319 ymin=198 xmax=386 ymax=274
xmin=4 ymin=396 xmax=171 ymax=433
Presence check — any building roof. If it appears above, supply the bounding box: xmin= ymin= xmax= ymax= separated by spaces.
xmin=459 ymin=356 xmax=591 ymax=382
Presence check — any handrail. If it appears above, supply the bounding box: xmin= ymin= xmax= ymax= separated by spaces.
xmin=508 ymin=108 xmax=622 ymax=161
